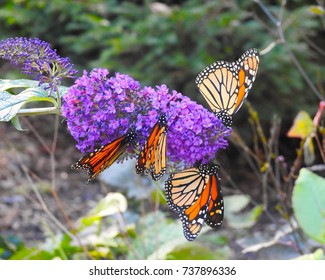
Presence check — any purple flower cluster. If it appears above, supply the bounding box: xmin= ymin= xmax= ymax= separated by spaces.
xmin=0 ymin=37 xmax=77 ymax=89
xmin=62 ymin=68 xmax=231 ymax=168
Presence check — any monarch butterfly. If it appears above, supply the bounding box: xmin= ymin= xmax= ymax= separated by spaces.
xmin=136 ymin=114 xmax=167 ymax=181
xmin=72 ymin=130 xmax=136 ymax=182
xmin=165 ymin=163 xmax=223 ymax=241
xmin=195 ymin=48 xmax=260 ymax=127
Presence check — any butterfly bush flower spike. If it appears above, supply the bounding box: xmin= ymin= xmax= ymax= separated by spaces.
xmin=0 ymin=37 xmax=77 ymax=91
xmin=62 ymin=68 xmax=231 ymax=171
xmin=62 ymin=69 xmax=142 ymax=154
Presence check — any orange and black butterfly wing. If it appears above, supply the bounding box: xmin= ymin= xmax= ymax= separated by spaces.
xmin=165 ymin=166 xmax=208 ymax=213
xmin=136 ymin=114 xmax=167 ymax=180
xmin=180 ymin=165 xmax=222 ymax=239
xmin=195 ymin=48 xmax=259 ymax=127
xmin=151 ymin=126 xmax=167 ymax=180
xmin=232 ymin=48 xmax=259 ymax=115
xmin=205 ymin=172 xmax=224 ymax=228
xmin=180 ymin=178 xmax=212 ymax=241
xmin=72 ymin=131 xmax=136 ymax=182
xmin=165 ymin=164 xmax=219 ymax=241
xmin=195 ymin=60 xmax=239 ymax=116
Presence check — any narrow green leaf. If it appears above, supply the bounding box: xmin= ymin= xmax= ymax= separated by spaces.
xmin=303 ymin=136 xmax=315 ymax=165
xmin=10 ymin=116 xmax=26 ymax=131
xmin=292 ymin=168 xmax=325 ymax=244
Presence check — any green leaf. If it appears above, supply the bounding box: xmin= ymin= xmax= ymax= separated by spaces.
xmin=56 ymin=85 xmax=69 ymax=98
xmin=0 ymin=79 xmax=68 ymax=98
xmin=309 ymin=6 xmax=324 ymax=15
xmin=0 ymin=87 xmax=57 ymax=121
xmin=79 ymin=192 xmax=127 ymax=228
xmin=224 ymin=194 xmax=250 ymax=213
xmin=166 ymin=243 xmax=229 ymax=260
xmin=224 ymin=195 xmax=262 ymax=229
xmin=0 ymin=235 xmax=24 ymax=259
xmin=128 ymin=211 xmax=186 ymax=259
xmin=295 ymin=248 xmax=325 ymax=260
xmin=292 ymin=168 xmax=325 ymax=244
xmin=227 ymin=205 xmax=263 ymax=229
xmin=10 ymin=116 xmax=26 ymax=131
xmin=90 ymin=192 xmax=128 ymax=216
xmin=10 ymin=247 xmax=54 ymax=260
xmin=303 ymin=136 xmax=315 ymax=165
xmin=0 ymin=79 xmax=69 ymax=122
xmin=287 ymin=111 xmax=316 ymax=139
xmin=0 ymin=79 xmax=40 ymax=91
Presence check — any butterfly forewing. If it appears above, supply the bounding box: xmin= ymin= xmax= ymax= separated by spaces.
xmin=136 ymin=125 xmax=159 ymax=173
xmin=195 ymin=48 xmax=259 ymax=127
xmin=196 ymin=61 xmax=239 ymax=115
xmin=136 ymin=114 xmax=168 ymax=181
xmin=233 ymin=48 xmax=260 ymax=115
xmin=165 ymin=167 xmax=208 ymax=213
xmin=72 ymin=131 xmax=136 ymax=182
xmin=151 ymin=129 xmax=167 ymax=180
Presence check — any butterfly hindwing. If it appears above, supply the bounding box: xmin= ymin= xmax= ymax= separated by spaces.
xmin=165 ymin=164 xmax=223 ymax=241
xmin=205 ymin=172 xmax=224 ymax=228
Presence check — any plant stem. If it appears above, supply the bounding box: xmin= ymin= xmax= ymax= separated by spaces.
xmin=17 ymin=107 xmax=60 ymax=117
xmin=255 ymin=0 xmax=324 ymax=101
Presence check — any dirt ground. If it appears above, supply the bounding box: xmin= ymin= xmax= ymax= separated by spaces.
xmin=0 ymin=115 xmax=316 ymax=259
xmin=0 ymin=115 xmax=106 ymax=242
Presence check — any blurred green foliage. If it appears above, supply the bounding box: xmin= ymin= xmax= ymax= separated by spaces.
xmin=0 ymin=206 xmax=231 ymax=260
xmin=1 ymin=0 xmax=324 ymax=122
